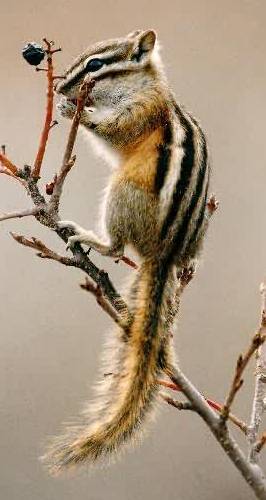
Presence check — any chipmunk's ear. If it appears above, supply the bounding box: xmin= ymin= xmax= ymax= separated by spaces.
xmin=131 ymin=30 xmax=157 ymax=62
xmin=138 ymin=30 xmax=157 ymax=52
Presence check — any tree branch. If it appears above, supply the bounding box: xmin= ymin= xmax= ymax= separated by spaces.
xmin=0 ymin=68 xmax=128 ymax=322
xmin=221 ymin=331 xmax=265 ymax=424
xmin=10 ymin=233 xmax=75 ymax=265
xmin=166 ymin=364 xmax=266 ymax=499
xmin=248 ymin=283 xmax=266 ymax=463
xmin=0 ymin=206 xmax=41 ymax=222
xmin=2 ymin=38 xmax=266 ymax=499
xmin=157 ymin=378 xmax=248 ymax=434
xmin=49 ymin=78 xmax=95 ymax=214
xmin=32 ymin=39 xmax=60 ymax=179
xmin=254 ymin=433 xmax=266 ymax=456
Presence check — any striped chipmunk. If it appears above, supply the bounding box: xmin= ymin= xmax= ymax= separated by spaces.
xmin=44 ymin=29 xmax=210 ymax=472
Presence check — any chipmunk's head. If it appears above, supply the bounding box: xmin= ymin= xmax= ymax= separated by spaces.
xmin=56 ymin=30 xmax=162 ymax=105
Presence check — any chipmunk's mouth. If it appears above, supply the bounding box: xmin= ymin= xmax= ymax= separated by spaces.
xmin=66 ymin=97 xmax=95 ymax=110
xmin=67 ymin=98 xmax=78 ymax=105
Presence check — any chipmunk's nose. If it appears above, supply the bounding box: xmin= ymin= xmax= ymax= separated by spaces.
xmin=53 ymin=81 xmax=59 ymax=92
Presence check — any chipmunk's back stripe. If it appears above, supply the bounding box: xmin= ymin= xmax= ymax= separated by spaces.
xmin=169 ymin=130 xmax=208 ymax=260
xmin=184 ymin=137 xmax=209 ymax=251
xmin=185 ymin=181 xmax=208 ymax=254
xmin=160 ymin=107 xmax=195 ymax=239
xmin=154 ymin=122 xmax=173 ymax=194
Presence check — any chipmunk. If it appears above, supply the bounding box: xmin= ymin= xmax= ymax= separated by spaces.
xmin=43 ymin=29 xmax=210 ymax=472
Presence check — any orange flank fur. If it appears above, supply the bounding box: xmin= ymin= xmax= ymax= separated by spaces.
xmin=120 ymin=127 xmax=164 ymax=192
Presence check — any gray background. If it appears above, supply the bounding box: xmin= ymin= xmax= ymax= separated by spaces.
xmin=0 ymin=1 xmax=266 ymax=499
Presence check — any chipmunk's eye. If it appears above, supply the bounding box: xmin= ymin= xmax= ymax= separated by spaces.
xmin=85 ymin=58 xmax=104 ymax=72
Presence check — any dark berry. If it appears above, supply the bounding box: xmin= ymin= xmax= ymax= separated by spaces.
xmin=22 ymin=42 xmax=45 ymax=66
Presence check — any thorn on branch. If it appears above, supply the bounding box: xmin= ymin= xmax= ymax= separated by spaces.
xmin=50 ymin=48 xmax=62 ymax=55
xmin=115 ymin=255 xmax=138 ymax=269
xmin=254 ymin=433 xmax=266 ymax=455
xmin=157 ymin=378 xmax=182 ymax=391
xmin=177 ymin=264 xmax=196 ymax=292
xmin=49 ymin=120 xmax=58 ymax=130
xmin=160 ymin=393 xmax=195 ymax=411
xmin=43 ymin=38 xmax=54 ymax=48
xmin=46 ymin=174 xmax=58 ymax=195
xmin=207 ymin=194 xmax=219 ymax=216
xmin=52 ymin=75 xmax=65 ymax=81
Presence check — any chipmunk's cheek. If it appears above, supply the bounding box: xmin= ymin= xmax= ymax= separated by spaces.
xmin=86 ymin=106 xmax=114 ymax=125
xmin=56 ymin=96 xmax=77 ymax=119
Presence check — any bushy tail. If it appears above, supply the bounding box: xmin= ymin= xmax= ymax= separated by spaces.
xmin=42 ymin=258 xmax=175 ymax=473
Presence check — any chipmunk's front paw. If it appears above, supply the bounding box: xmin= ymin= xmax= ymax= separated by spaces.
xmin=57 ymin=220 xmax=123 ymax=257
xmin=65 ymin=234 xmax=84 ymax=251
xmin=57 ymin=220 xmax=85 ymax=250
xmin=57 ymin=220 xmax=99 ymax=252
xmin=57 ymin=220 xmax=81 ymax=232
xmin=57 ymin=97 xmax=77 ymax=120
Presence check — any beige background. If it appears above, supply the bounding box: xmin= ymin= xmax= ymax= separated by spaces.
xmin=0 ymin=1 xmax=266 ymax=499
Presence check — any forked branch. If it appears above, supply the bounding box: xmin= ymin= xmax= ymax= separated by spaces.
xmin=32 ymin=38 xmax=61 ymax=179
xmin=221 ymin=331 xmax=265 ymax=424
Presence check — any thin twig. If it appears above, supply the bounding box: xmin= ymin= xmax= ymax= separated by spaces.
xmin=0 ymin=152 xmax=18 ymax=175
xmin=157 ymin=379 xmax=247 ymax=434
xmin=10 ymin=233 xmax=74 ymax=265
xmin=49 ymin=78 xmax=95 ymax=213
xmin=0 ymin=206 xmax=41 ymax=222
xmin=248 ymin=283 xmax=266 ymax=463
xmin=118 ymin=255 xmax=138 ymax=269
xmin=0 ymin=167 xmax=28 ymax=189
xmin=220 ymin=331 xmax=265 ymax=424
xmin=160 ymin=393 xmax=194 ymax=411
xmin=32 ymin=39 xmax=57 ymax=179
xmin=10 ymin=225 xmax=130 ymax=321
xmin=254 ymin=433 xmax=266 ymax=455
xmin=80 ymin=276 xmax=130 ymax=331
